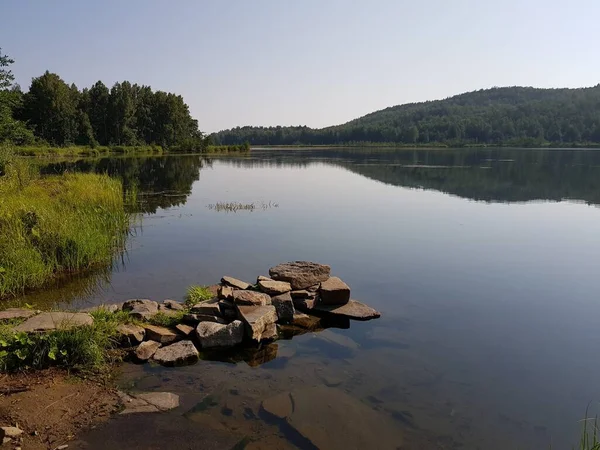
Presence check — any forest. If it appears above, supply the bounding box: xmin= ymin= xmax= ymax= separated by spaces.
xmin=0 ymin=48 xmax=208 ymax=151
xmin=213 ymin=85 xmax=600 ymax=147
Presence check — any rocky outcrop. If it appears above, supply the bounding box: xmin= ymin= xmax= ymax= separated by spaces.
xmin=123 ymin=299 xmax=159 ymax=320
xmin=221 ymin=276 xmax=251 ymax=290
xmin=269 ymin=261 xmax=331 ymax=289
xmin=14 ymin=312 xmax=93 ymax=332
xmin=144 ymin=324 xmax=178 ymax=344
xmin=258 ymin=279 xmax=292 ymax=295
xmin=153 ymin=340 xmax=199 ymax=366
xmin=135 ymin=340 xmax=161 ymax=361
xmin=319 ymin=277 xmax=351 ymax=305
xmin=196 ymin=320 xmax=244 ymax=348
xmin=232 ymin=290 xmax=272 ymax=306
xmin=271 ymin=292 xmax=295 ymax=322
xmin=237 ymin=305 xmax=278 ymax=341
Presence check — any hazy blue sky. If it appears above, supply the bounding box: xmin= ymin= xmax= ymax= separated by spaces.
xmin=2 ymin=0 xmax=599 ymax=132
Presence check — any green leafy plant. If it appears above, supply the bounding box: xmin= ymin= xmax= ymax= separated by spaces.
xmin=185 ymin=285 xmax=213 ymax=306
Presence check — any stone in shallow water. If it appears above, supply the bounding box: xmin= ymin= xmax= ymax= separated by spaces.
xmin=221 ymin=276 xmax=251 ymax=290
xmin=269 ymin=261 xmax=331 ymax=290
xmin=292 ymin=312 xmax=322 ymax=329
xmin=153 ymin=340 xmax=199 ymax=366
xmin=14 ymin=312 xmax=93 ymax=332
xmin=271 ymin=292 xmax=295 ymax=322
xmin=144 ymin=324 xmax=178 ymax=344
xmin=237 ymin=305 xmax=278 ymax=341
xmin=0 ymin=308 xmax=38 ymax=321
xmin=117 ymin=323 xmax=146 ymax=345
xmin=232 ymin=290 xmax=272 ymax=306
xmin=261 ymin=386 xmax=404 ymax=449
xmin=292 ymin=296 xmax=318 ymax=311
xmin=319 ymin=276 xmax=351 ymax=305
xmin=135 ymin=392 xmax=180 ymax=411
xmin=196 ymin=320 xmax=244 ymax=348
xmin=312 ymin=299 xmax=381 ymax=321
xmin=257 ymin=279 xmax=292 ymax=295
xmin=134 ymin=340 xmax=160 ymax=361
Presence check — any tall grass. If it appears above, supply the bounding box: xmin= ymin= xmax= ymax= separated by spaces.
xmin=185 ymin=285 xmax=214 ymax=306
xmin=576 ymin=409 xmax=600 ymax=450
xmin=0 ymin=147 xmax=133 ymax=298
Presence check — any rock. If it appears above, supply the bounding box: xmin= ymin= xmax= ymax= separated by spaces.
xmin=117 ymin=323 xmax=145 ymax=346
xmin=0 ymin=426 xmax=23 ymax=438
xmin=312 ymin=299 xmax=381 ymax=321
xmin=271 ymin=292 xmax=295 ymax=322
xmin=206 ymin=284 xmax=221 ymax=297
xmin=290 ymin=290 xmax=311 ymax=299
xmin=134 ymin=341 xmax=160 ymax=361
xmin=314 ymin=329 xmax=360 ymax=351
xmin=123 ymin=299 xmax=159 ymax=320
xmin=261 ymin=323 xmax=278 ymax=341
xmin=183 ymin=313 xmax=227 ymax=325
xmin=118 ymin=391 xmax=159 ymax=414
xmin=237 ymin=305 xmax=278 ymax=341
xmin=162 ymin=300 xmax=185 ymax=311
xmin=144 ymin=324 xmax=178 ymax=344
xmin=293 ymin=296 xmax=318 ymax=311
xmin=257 ymin=279 xmax=292 ymax=295
xmin=257 ymin=275 xmax=272 ymax=282
xmin=136 ymin=392 xmax=180 ymax=411
xmin=245 ymin=343 xmax=278 ymax=367
xmin=191 ymin=302 xmax=221 ymax=316
xmin=221 ymin=276 xmax=251 ymax=290
xmin=269 ymin=261 xmax=331 ymax=290
xmin=319 ymin=277 xmax=351 ymax=305
xmin=175 ymin=323 xmax=195 ymax=336
xmin=218 ymin=300 xmax=237 ymax=320
xmin=153 ymin=340 xmax=199 ymax=366
xmin=14 ymin=312 xmax=93 ymax=332
xmin=196 ymin=320 xmax=244 ymax=348
xmin=79 ymin=303 xmax=121 ymax=313
xmin=261 ymin=386 xmax=404 ymax=449
xmin=232 ymin=290 xmax=271 ymax=306
xmin=0 ymin=308 xmax=38 ymax=321
xmin=292 ymin=312 xmax=322 ymax=329
xmin=218 ymin=285 xmax=234 ymax=300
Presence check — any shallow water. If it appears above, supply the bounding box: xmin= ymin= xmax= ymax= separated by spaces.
xmin=19 ymin=148 xmax=600 ymax=448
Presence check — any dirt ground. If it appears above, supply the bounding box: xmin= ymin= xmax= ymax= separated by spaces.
xmin=0 ymin=369 xmax=120 ymax=450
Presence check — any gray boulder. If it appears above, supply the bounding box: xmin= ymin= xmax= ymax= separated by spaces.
xmin=271 ymin=292 xmax=295 ymax=322
xmin=144 ymin=324 xmax=178 ymax=344
xmin=123 ymin=299 xmax=159 ymax=320
xmin=117 ymin=323 xmax=146 ymax=346
xmin=14 ymin=312 xmax=93 ymax=332
xmin=135 ymin=340 xmax=161 ymax=361
xmin=269 ymin=261 xmax=331 ymax=290
xmin=196 ymin=320 xmax=244 ymax=348
xmin=153 ymin=340 xmax=199 ymax=366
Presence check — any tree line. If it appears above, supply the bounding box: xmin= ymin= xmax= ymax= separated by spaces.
xmin=212 ymin=85 xmax=600 ymax=147
xmin=0 ymin=48 xmax=207 ymax=150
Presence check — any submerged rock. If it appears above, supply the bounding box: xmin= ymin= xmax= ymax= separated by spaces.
xmin=144 ymin=324 xmax=178 ymax=344
xmin=134 ymin=340 xmax=161 ymax=361
xmin=312 ymin=299 xmax=381 ymax=321
xmin=260 ymin=386 xmax=404 ymax=449
xmin=319 ymin=277 xmax=351 ymax=305
xmin=257 ymin=279 xmax=292 ymax=295
xmin=232 ymin=290 xmax=272 ymax=306
xmin=196 ymin=320 xmax=244 ymax=348
xmin=123 ymin=299 xmax=159 ymax=320
xmin=0 ymin=308 xmax=38 ymax=321
xmin=292 ymin=312 xmax=321 ymax=330
xmin=117 ymin=323 xmax=146 ymax=346
xmin=237 ymin=305 xmax=278 ymax=341
xmin=136 ymin=392 xmax=180 ymax=411
xmin=269 ymin=261 xmax=331 ymax=290
xmin=14 ymin=312 xmax=93 ymax=332
xmin=271 ymin=292 xmax=295 ymax=322
xmin=153 ymin=340 xmax=199 ymax=366
xmin=221 ymin=276 xmax=251 ymax=290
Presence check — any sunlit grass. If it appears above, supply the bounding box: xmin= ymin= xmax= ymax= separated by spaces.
xmin=185 ymin=285 xmax=214 ymax=306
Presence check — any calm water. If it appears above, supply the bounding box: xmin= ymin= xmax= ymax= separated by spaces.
xmin=24 ymin=148 xmax=600 ymax=448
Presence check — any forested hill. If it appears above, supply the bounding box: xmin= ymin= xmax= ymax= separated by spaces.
xmin=212 ymin=85 xmax=600 ymax=147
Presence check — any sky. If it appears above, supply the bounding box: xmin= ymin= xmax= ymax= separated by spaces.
xmin=2 ymin=0 xmax=599 ymax=132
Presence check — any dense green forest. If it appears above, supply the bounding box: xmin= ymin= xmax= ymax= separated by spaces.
xmin=0 ymin=48 xmax=208 ymax=151
xmin=213 ymin=85 xmax=600 ymax=147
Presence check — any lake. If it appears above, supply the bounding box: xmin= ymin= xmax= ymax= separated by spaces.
xmin=22 ymin=148 xmax=600 ymax=448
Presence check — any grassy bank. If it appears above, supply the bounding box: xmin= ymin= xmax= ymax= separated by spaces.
xmin=0 ymin=147 xmax=133 ymax=298
xmin=11 ymin=143 xmax=251 ymax=158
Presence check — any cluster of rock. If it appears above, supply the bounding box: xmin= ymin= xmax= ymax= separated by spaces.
xmin=1 ymin=262 xmax=380 ymax=368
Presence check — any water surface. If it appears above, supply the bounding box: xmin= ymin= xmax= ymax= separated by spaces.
xmin=25 ymin=148 xmax=600 ymax=448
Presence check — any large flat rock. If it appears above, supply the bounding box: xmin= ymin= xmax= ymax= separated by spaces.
xmin=261 ymin=386 xmax=404 ymax=449
xmin=221 ymin=276 xmax=251 ymax=290
xmin=232 ymin=290 xmax=272 ymax=306
xmin=144 ymin=324 xmax=178 ymax=344
xmin=237 ymin=305 xmax=278 ymax=341
xmin=312 ymin=299 xmax=381 ymax=321
xmin=269 ymin=261 xmax=331 ymax=290
xmin=153 ymin=340 xmax=199 ymax=366
xmin=117 ymin=323 xmax=146 ymax=346
xmin=257 ymin=279 xmax=292 ymax=295
xmin=134 ymin=341 xmax=160 ymax=361
xmin=0 ymin=308 xmax=39 ymax=321
xmin=196 ymin=320 xmax=244 ymax=348
xmin=14 ymin=312 xmax=93 ymax=332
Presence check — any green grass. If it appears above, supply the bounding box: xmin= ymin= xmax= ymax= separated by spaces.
xmin=0 ymin=147 xmax=134 ymax=298
xmin=185 ymin=285 xmax=214 ymax=306
xmin=148 ymin=310 xmax=187 ymax=328
xmin=575 ymin=410 xmax=600 ymax=450
xmin=12 ymin=145 xmax=164 ymax=158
